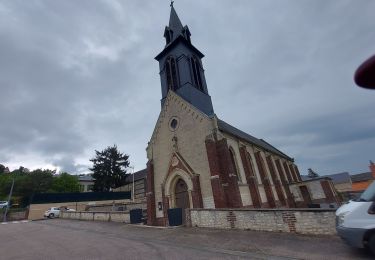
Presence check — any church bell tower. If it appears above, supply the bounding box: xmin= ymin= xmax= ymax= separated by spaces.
xmin=155 ymin=4 xmax=214 ymax=116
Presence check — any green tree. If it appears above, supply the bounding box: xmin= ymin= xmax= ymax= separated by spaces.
xmin=0 ymin=164 xmax=6 ymax=174
xmin=50 ymin=172 xmax=80 ymax=193
xmin=0 ymin=168 xmax=55 ymax=206
xmin=89 ymin=145 xmax=130 ymax=192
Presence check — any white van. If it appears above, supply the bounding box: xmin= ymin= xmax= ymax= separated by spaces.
xmin=336 ymin=181 xmax=375 ymax=254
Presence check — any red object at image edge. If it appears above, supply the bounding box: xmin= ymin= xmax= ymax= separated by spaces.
xmin=354 ymin=55 xmax=375 ymax=89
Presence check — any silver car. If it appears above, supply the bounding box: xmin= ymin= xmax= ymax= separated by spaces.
xmin=44 ymin=207 xmax=76 ymax=218
xmin=0 ymin=201 xmax=9 ymax=209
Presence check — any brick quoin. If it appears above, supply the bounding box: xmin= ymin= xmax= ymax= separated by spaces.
xmin=191 ymin=175 xmax=203 ymax=208
xmin=293 ymin=165 xmax=302 ymax=182
xmin=283 ymin=161 xmax=294 ymax=183
xmin=216 ymin=139 xmax=243 ymax=208
xmin=255 ymin=151 xmax=276 ymax=208
xmin=369 ymin=161 xmax=375 ymax=179
xmin=266 ymin=156 xmax=286 ymax=206
xmin=146 ymin=160 xmax=156 ymax=225
xmin=321 ymin=180 xmax=336 ymax=203
xmin=289 ymin=164 xmax=298 ymax=182
xmin=226 ymin=211 xmax=237 ymax=229
xmin=205 ymin=138 xmax=228 ymax=208
xmin=282 ymin=212 xmax=297 ymax=233
xmin=275 ymin=159 xmax=294 ymax=208
xmin=239 ymin=147 xmax=261 ymax=208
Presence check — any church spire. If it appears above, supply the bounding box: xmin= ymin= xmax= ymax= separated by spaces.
xmin=169 ymin=5 xmax=183 ymax=35
xmin=156 ymin=4 xmax=214 ymax=116
xmin=164 ymin=3 xmax=191 ymax=45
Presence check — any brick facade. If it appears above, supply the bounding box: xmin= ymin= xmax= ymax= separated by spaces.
xmin=266 ymin=156 xmax=286 ymax=206
xmin=239 ymin=147 xmax=262 ymax=208
xmin=146 ymin=160 xmax=156 ymax=225
xmin=283 ymin=161 xmax=293 ymax=183
xmin=254 ymin=151 xmax=276 ymax=208
xmin=205 ymin=138 xmax=228 ymax=208
xmin=192 ymin=175 xmax=204 ymax=208
xmin=216 ymin=139 xmax=243 ymax=208
xmin=320 ymin=180 xmax=336 ymax=203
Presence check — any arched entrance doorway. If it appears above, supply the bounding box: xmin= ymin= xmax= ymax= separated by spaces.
xmin=175 ymin=178 xmax=190 ymax=209
xmin=170 ymin=178 xmax=190 ymax=225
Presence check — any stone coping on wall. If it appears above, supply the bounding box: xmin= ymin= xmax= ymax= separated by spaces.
xmin=189 ymin=208 xmax=336 ymax=212
xmin=63 ymin=211 xmax=131 ymax=214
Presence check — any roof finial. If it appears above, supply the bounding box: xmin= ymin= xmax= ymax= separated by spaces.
xmin=170 ymin=1 xmax=174 ymax=7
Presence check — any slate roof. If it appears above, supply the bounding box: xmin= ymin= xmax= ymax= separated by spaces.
xmin=168 ymin=6 xmax=184 ymax=42
xmin=217 ymin=119 xmax=293 ymax=161
xmin=351 ymin=172 xmax=373 ymax=182
xmin=326 ymin=172 xmax=351 ymax=184
xmin=299 ymin=175 xmax=331 ymax=183
xmin=301 ymin=172 xmax=351 ymax=184
xmin=78 ymin=175 xmax=94 ymax=182
xmin=125 ymin=169 xmax=147 ymax=182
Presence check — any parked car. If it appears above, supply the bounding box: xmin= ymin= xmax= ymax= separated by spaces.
xmin=44 ymin=207 xmax=76 ymax=218
xmin=0 ymin=201 xmax=9 ymax=209
xmin=336 ymin=181 xmax=375 ymax=254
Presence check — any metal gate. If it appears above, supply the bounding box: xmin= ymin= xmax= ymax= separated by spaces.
xmin=167 ymin=208 xmax=183 ymax=226
xmin=130 ymin=208 xmax=143 ymax=224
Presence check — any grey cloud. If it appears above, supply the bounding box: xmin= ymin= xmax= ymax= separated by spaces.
xmin=0 ymin=0 xmax=374 ymax=176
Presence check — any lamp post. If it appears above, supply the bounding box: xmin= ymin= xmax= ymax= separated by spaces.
xmin=3 ymin=178 xmax=14 ymax=222
xmin=130 ymin=166 xmax=135 ymax=202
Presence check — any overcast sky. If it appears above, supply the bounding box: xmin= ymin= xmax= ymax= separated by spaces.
xmin=0 ymin=0 xmax=374 ymax=176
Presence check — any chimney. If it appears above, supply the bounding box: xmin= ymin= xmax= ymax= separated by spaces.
xmin=370 ymin=160 xmax=375 ymax=179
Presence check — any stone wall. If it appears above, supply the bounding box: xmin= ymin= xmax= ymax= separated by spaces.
xmin=28 ymin=199 xmax=132 ymax=220
xmin=0 ymin=210 xmax=27 ymax=221
xmin=61 ymin=211 xmax=130 ymax=223
xmin=188 ymin=208 xmax=336 ymax=235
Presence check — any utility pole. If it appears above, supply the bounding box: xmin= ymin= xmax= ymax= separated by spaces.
xmin=3 ymin=178 xmax=14 ymax=222
xmin=130 ymin=166 xmax=135 ymax=202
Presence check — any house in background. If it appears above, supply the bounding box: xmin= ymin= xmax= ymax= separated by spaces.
xmin=302 ymin=161 xmax=375 ymax=201
xmin=114 ymin=169 xmax=147 ymax=201
xmin=327 ymin=172 xmax=352 ymax=193
xmin=78 ymin=174 xmax=94 ymax=192
xmin=350 ymin=161 xmax=375 ymax=194
xmin=299 ymin=175 xmax=340 ymax=208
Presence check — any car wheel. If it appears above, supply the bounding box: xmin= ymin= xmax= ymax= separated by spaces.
xmin=48 ymin=213 xmax=55 ymax=219
xmin=369 ymin=234 xmax=375 ymax=255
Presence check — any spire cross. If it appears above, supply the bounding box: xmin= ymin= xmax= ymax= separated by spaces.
xmin=170 ymin=1 xmax=174 ymax=7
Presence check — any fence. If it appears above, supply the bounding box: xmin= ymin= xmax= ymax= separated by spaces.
xmin=31 ymin=191 xmax=131 ymax=204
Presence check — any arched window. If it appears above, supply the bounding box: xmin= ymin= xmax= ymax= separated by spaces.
xmin=190 ymin=56 xmax=203 ymax=91
xmin=165 ymin=56 xmax=179 ymax=91
xmin=229 ymin=148 xmax=242 ymax=183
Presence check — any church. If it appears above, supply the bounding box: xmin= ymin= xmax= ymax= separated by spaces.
xmin=145 ymin=5 xmax=339 ymax=226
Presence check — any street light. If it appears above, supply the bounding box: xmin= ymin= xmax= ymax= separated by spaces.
xmin=3 ymin=178 xmax=14 ymax=222
xmin=130 ymin=166 xmax=135 ymax=202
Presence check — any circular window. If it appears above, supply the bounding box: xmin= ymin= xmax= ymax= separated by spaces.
xmin=170 ymin=119 xmax=178 ymax=129
xmin=169 ymin=117 xmax=179 ymax=131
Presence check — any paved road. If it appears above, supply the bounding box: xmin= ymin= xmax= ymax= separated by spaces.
xmin=0 ymin=219 xmax=373 ymax=259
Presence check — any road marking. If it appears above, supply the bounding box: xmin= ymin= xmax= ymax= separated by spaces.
xmin=0 ymin=220 xmax=29 ymax=225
